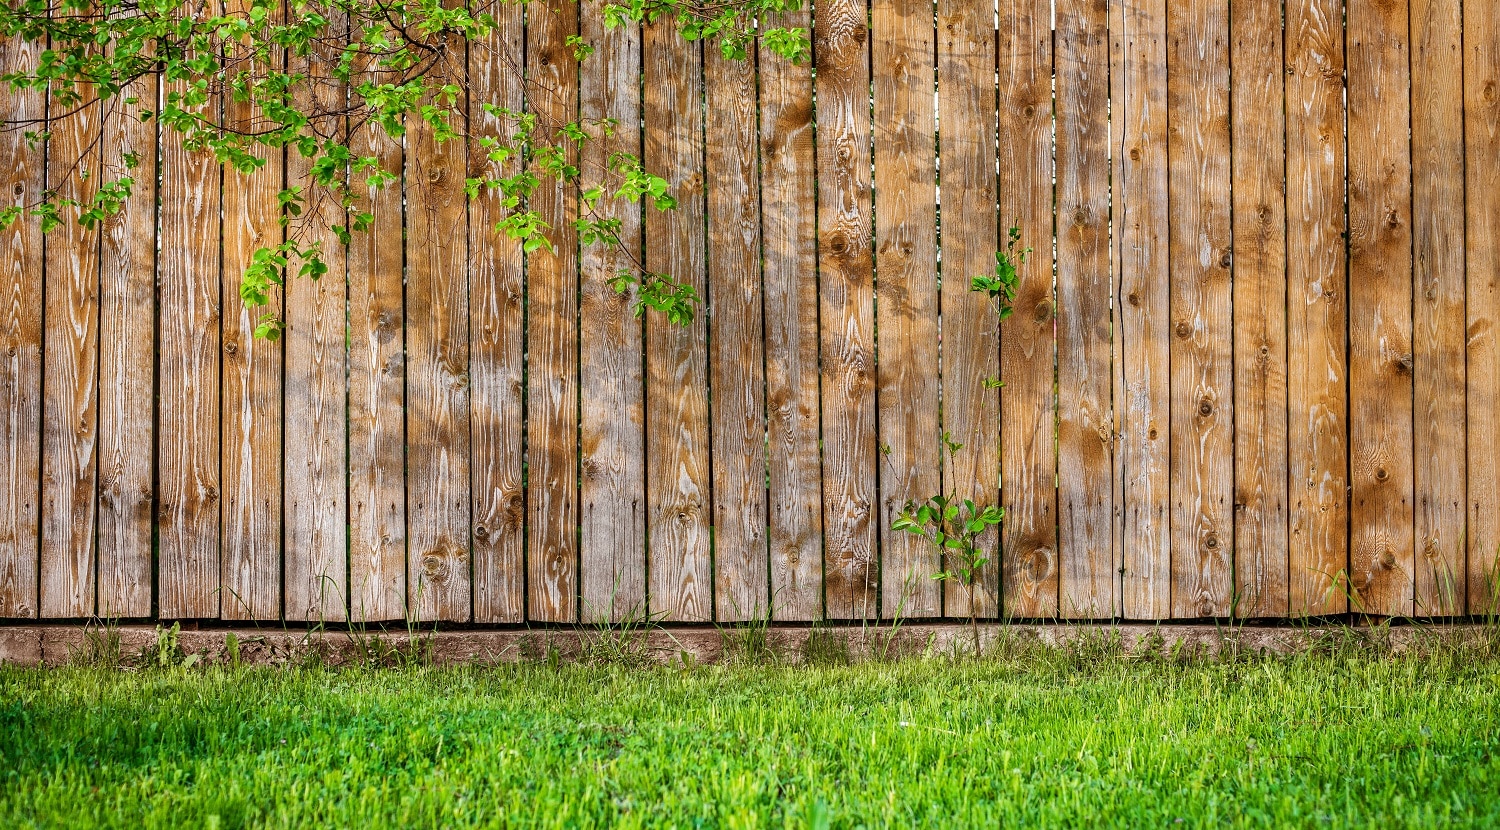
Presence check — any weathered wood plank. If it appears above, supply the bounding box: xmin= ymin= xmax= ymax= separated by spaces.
xmin=283 ymin=34 xmax=348 ymax=623
xmin=873 ymin=0 xmax=941 ymax=619
xmin=1111 ymin=0 xmax=1171 ymax=619
xmin=1285 ymin=0 xmax=1347 ymax=617
xmin=158 ymin=82 xmax=222 ymax=619
xmin=0 ymin=32 xmax=44 ymax=619
xmin=937 ymin=0 xmax=1000 ymax=619
xmin=1410 ymin=0 xmax=1466 ymax=616
xmin=644 ymin=28 xmax=711 ymax=622
xmin=1347 ymin=0 xmax=1415 ymax=616
xmin=998 ymin=0 xmax=1058 ymax=619
xmin=816 ymin=0 xmax=878 ymax=621
xmin=705 ymin=42 xmax=768 ymax=622
xmin=406 ymin=41 xmax=471 ymax=622
xmin=1466 ymin=0 xmax=1500 ymax=615
xmin=1055 ymin=0 xmax=1114 ymax=619
xmin=469 ymin=3 xmax=525 ymax=624
xmin=1167 ymin=0 xmax=1233 ymax=618
xmin=759 ymin=12 xmax=822 ymax=622
xmin=97 ymin=80 xmax=156 ymax=618
xmin=525 ymin=2 xmax=580 ymax=623
xmin=1229 ymin=0 xmax=1290 ymax=618
xmin=40 ymin=82 xmax=101 ymax=618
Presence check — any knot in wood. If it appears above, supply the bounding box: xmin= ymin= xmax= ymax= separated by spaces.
xmin=1219 ymin=252 xmax=1232 ymax=269
xmin=1385 ymin=209 xmax=1401 ymax=228
xmin=474 ymin=524 xmax=490 ymax=541
xmin=1375 ymin=467 xmax=1389 ymax=482
xmin=1127 ymin=292 xmax=1141 ymax=307
xmin=1174 ymin=321 xmax=1192 ymax=339
xmin=1204 ymin=533 xmax=1219 ymax=550
xmin=1378 ymin=548 xmax=1396 ymax=569
xmin=12 ymin=183 xmax=22 ymax=196
xmin=1072 ymin=208 xmax=1091 ymax=227
xmin=1032 ymin=300 xmax=1052 ymax=323
xmin=224 ymin=340 xmax=238 ymax=355
xmin=1147 ymin=427 xmax=1159 ymax=440
xmin=428 ymin=168 xmax=444 ymax=184
xmin=1128 ymin=147 xmax=1141 ymax=161
xmin=1198 ymin=398 xmax=1213 ymax=417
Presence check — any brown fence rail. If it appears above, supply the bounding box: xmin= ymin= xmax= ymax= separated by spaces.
xmin=2 ymin=0 xmax=1497 ymax=623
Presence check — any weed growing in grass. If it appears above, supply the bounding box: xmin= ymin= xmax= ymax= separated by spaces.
xmin=577 ymin=604 xmax=670 ymax=669
xmin=67 ymin=619 xmax=124 ymax=669
xmin=718 ymin=604 xmax=780 ymax=666
xmin=140 ymin=622 xmax=199 ymax=670
xmin=802 ymin=623 xmax=851 ymax=667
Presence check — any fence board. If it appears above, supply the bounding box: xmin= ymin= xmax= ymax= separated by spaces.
xmin=1112 ymin=0 xmax=1171 ymax=619
xmin=644 ymin=28 xmax=711 ymax=622
xmin=407 ymin=43 xmax=471 ymax=623
xmin=97 ymin=81 xmax=155 ymax=618
xmin=526 ymin=3 xmax=580 ymax=623
xmin=469 ymin=6 xmax=526 ymax=623
xmin=1229 ymin=0 xmax=1289 ymax=618
xmin=0 ymin=33 xmax=43 ymax=619
xmin=1167 ymin=0 xmax=1233 ymax=618
xmin=1410 ymin=0 xmax=1466 ymax=617
xmin=999 ymin=0 xmax=1058 ymax=619
xmin=759 ymin=15 xmax=822 ymax=622
xmin=937 ymin=0 xmax=1000 ymax=619
xmin=873 ymin=0 xmax=941 ymax=619
xmin=219 ymin=64 xmax=283 ymax=621
xmin=1348 ymin=0 xmax=1415 ymax=617
xmin=1285 ymin=0 xmax=1347 ymax=616
xmin=705 ymin=45 xmax=768 ymax=622
xmin=39 ymin=83 xmax=100 ymax=618
xmin=1467 ymin=0 xmax=1500 ymax=615
xmin=1056 ymin=0 xmax=1114 ymax=619
xmin=816 ymin=0 xmax=878 ymax=621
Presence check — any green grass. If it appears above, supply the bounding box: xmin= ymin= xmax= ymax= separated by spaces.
xmin=3 ymin=633 xmax=1500 ymax=828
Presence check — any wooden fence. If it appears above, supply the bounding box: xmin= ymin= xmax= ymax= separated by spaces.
xmin=1 ymin=0 xmax=1497 ymax=623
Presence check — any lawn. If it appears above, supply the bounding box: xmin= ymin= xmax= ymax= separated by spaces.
xmin=2 ymin=632 xmax=1498 ymax=828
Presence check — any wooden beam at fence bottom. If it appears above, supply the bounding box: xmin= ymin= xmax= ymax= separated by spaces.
xmin=5 ymin=623 xmax=1495 ymax=668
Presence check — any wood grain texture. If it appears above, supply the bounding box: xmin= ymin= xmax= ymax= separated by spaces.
xmin=579 ymin=4 xmax=645 ymax=623
xmin=283 ymin=37 xmax=348 ymax=623
xmin=468 ymin=5 xmax=525 ymax=623
xmin=1409 ymin=0 xmax=1466 ymax=616
xmin=96 ymin=80 xmax=156 ymax=618
xmin=40 ymin=82 xmax=101 ymax=618
xmin=525 ymin=1 xmax=580 ymax=623
xmin=1166 ymin=0 xmax=1233 ymax=618
xmin=0 ymin=32 xmax=43 ymax=619
xmin=1111 ymin=0 xmax=1171 ymax=619
xmin=1347 ymin=0 xmax=1415 ymax=616
xmin=1229 ymin=0 xmax=1290 ymax=618
xmin=998 ymin=0 xmax=1058 ymax=619
xmin=644 ymin=27 xmax=711 ymax=622
xmin=1466 ymin=0 xmax=1500 ymax=615
xmin=219 ymin=60 xmax=283 ymax=622
xmin=157 ymin=84 xmax=222 ymax=620
xmin=872 ymin=0 xmax=942 ymax=619
xmin=759 ymin=10 xmax=823 ymax=621
xmin=1285 ymin=0 xmax=1347 ymax=616
xmin=1055 ymin=0 xmax=1115 ymax=619
xmin=705 ymin=43 xmax=768 ymax=622
xmin=406 ymin=43 xmax=471 ymax=623
xmin=937 ymin=0 xmax=1000 ymax=619
xmin=815 ymin=0 xmax=878 ymax=621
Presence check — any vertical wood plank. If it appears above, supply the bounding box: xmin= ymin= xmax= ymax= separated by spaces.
xmin=1055 ymin=0 xmax=1115 ymax=619
xmin=0 ymin=32 xmax=43 ymax=618
xmin=219 ymin=15 xmax=283 ymax=620
xmin=1229 ymin=0 xmax=1290 ymax=618
xmin=579 ymin=3 xmax=645 ymax=623
xmin=469 ymin=3 xmax=525 ymax=623
xmin=759 ymin=14 xmax=823 ymax=622
xmin=526 ymin=1 xmax=580 ymax=623
xmin=1409 ymin=0 xmax=1466 ymax=616
xmin=705 ymin=44 xmax=768 ymax=622
xmin=937 ymin=0 xmax=1000 ymax=619
xmin=873 ymin=0 xmax=942 ymax=619
xmin=97 ymin=81 xmax=156 ymax=618
xmin=644 ymin=27 xmax=711 ymax=622
xmin=283 ymin=36 xmax=348 ymax=623
xmin=816 ymin=0 xmax=878 ymax=621
xmin=407 ymin=39 xmax=471 ymax=623
xmin=40 ymin=83 xmax=101 ymax=617
xmin=1285 ymin=0 xmax=1347 ymax=616
xmin=1111 ymin=0 xmax=1171 ymax=619
xmin=1167 ymin=0 xmax=1233 ymax=618
xmin=1466 ymin=0 xmax=1500 ymax=615
xmin=998 ymin=0 xmax=1058 ymax=619
xmin=1347 ymin=0 xmax=1415 ymax=616
xmin=158 ymin=83 xmax=222 ymax=619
